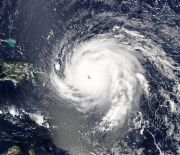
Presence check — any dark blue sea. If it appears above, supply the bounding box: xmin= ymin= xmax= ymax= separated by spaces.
xmin=0 ymin=0 xmax=180 ymax=155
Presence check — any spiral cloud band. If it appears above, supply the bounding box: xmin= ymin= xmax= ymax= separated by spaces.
xmin=51 ymin=24 xmax=149 ymax=131
xmin=42 ymin=1 xmax=180 ymax=153
xmin=48 ymin=9 xmax=180 ymax=153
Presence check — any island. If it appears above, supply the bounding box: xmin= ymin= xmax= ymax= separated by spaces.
xmin=28 ymin=149 xmax=35 ymax=155
xmin=0 ymin=38 xmax=16 ymax=47
xmin=2 ymin=146 xmax=36 ymax=155
xmin=2 ymin=146 xmax=20 ymax=155
xmin=0 ymin=59 xmax=43 ymax=87
xmin=6 ymin=38 xmax=16 ymax=47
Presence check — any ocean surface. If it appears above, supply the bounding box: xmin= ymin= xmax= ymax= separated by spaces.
xmin=0 ymin=0 xmax=180 ymax=155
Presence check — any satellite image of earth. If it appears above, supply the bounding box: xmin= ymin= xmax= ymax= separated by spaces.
xmin=0 ymin=0 xmax=180 ymax=155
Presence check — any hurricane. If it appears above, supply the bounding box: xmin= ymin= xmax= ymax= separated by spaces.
xmin=47 ymin=2 xmax=180 ymax=153
xmin=51 ymin=20 xmax=150 ymax=132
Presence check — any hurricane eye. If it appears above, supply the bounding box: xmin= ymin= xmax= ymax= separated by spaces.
xmin=88 ymin=75 xmax=91 ymax=79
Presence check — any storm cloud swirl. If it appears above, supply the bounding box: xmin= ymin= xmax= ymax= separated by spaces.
xmin=47 ymin=2 xmax=180 ymax=155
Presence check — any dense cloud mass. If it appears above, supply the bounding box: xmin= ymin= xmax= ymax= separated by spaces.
xmin=47 ymin=1 xmax=180 ymax=154
xmin=51 ymin=23 xmax=149 ymax=132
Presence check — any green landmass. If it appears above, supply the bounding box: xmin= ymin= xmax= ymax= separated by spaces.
xmin=2 ymin=146 xmax=20 ymax=155
xmin=28 ymin=149 xmax=35 ymax=155
xmin=0 ymin=59 xmax=43 ymax=87
xmin=1 ymin=146 xmax=36 ymax=155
